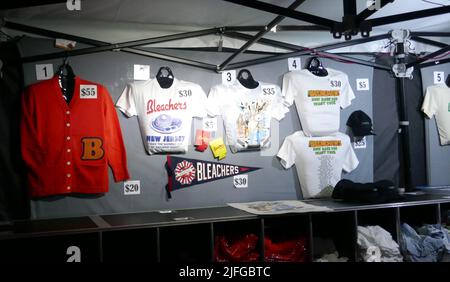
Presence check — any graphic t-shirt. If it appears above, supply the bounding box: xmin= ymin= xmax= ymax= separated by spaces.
xmin=208 ymin=80 xmax=289 ymax=153
xmin=282 ymin=68 xmax=355 ymax=136
xmin=422 ymin=84 xmax=450 ymax=145
xmin=277 ymin=131 xmax=359 ymax=199
xmin=117 ymin=78 xmax=208 ymax=154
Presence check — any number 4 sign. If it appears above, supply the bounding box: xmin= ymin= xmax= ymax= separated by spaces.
xmin=288 ymin=57 xmax=301 ymax=71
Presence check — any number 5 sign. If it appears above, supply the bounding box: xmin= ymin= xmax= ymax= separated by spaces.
xmin=434 ymin=72 xmax=445 ymax=84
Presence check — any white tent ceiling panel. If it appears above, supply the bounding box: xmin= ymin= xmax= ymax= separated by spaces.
xmin=1 ymin=0 xmax=449 ymax=54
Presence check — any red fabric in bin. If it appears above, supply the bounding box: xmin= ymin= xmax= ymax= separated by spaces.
xmin=214 ymin=233 xmax=260 ymax=262
xmin=264 ymin=236 xmax=308 ymax=262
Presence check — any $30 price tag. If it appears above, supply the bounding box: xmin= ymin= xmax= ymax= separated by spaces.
xmin=124 ymin=180 xmax=141 ymax=195
xmin=234 ymin=175 xmax=248 ymax=189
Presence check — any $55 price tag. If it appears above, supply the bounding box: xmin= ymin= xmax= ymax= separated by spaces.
xmin=80 ymin=85 xmax=98 ymax=99
xmin=234 ymin=175 xmax=248 ymax=189
xmin=124 ymin=180 xmax=141 ymax=195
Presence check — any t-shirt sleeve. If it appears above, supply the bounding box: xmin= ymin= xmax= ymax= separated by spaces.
xmin=192 ymin=85 xmax=208 ymax=118
xmin=277 ymin=137 xmax=296 ymax=169
xmin=206 ymin=85 xmax=222 ymax=117
xmin=339 ymin=74 xmax=355 ymax=109
xmin=116 ymin=83 xmax=138 ymax=117
xmin=281 ymin=72 xmax=296 ymax=107
xmin=421 ymin=87 xmax=436 ymax=119
xmin=343 ymin=144 xmax=359 ymax=173
xmin=271 ymin=85 xmax=290 ymax=121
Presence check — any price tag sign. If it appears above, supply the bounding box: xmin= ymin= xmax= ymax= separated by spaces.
xmin=234 ymin=175 xmax=248 ymax=189
xmin=36 ymin=64 xmax=53 ymax=80
xmin=434 ymin=71 xmax=445 ymax=84
xmin=202 ymin=118 xmax=217 ymax=132
xmin=222 ymin=70 xmax=236 ymax=85
xmin=80 ymin=85 xmax=98 ymax=99
xmin=353 ymin=137 xmax=367 ymax=149
xmin=356 ymin=78 xmax=370 ymax=91
xmin=124 ymin=180 xmax=141 ymax=195
xmin=134 ymin=64 xmax=150 ymax=81
xmin=288 ymin=57 xmax=301 ymax=71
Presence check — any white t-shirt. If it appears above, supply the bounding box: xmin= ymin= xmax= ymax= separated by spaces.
xmin=208 ymin=80 xmax=289 ymax=153
xmin=422 ymin=84 xmax=450 ymax=145
xmin=277 ymin=131 xmax=359 ymax=199
xmin=116 ymin=78 xmax=207 ymax=154
xmin=282 ymin=68 xmax=355 ymax=136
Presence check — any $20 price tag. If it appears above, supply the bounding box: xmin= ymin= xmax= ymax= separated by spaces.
xmin=124 ymin=180 xmax=141 ymax=195
xmin=234 ymin=175 xmax=248 ymax=189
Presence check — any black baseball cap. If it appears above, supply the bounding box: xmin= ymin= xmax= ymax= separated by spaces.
xmin=347 ymin=110 xmax=375 ymax=137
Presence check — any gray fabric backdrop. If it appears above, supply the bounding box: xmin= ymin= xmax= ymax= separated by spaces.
xmin=18 ymin=37 xmax=374 ymax=219
xmin=421 ymin=64 xmax=450 ymax=186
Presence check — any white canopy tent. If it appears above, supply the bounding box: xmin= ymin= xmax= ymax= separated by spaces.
xmin=1 ymin=0 xmax=449 ymax=55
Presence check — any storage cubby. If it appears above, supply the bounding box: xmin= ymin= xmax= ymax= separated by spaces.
xmin=357 ymin=208 xmax=399 ymax=241
xmin=213 ymin=219 xmax=262 ymax=262
xmin=102 ymin=228 xmax=158 ymax=263
xmin=439 ymin=203 xmax=450 ymax=226
xmin=0 ymin=233 xmax=100 ymax=263
xmin=263 ymin=215 xmax=311 ymax=262
xmin=400 ymin=204 xmax=439 ymax=227
xmin=159 ymin=223 xmax=212 ymax=262
xmin=311 ymin=211 xmax=357 ymax=262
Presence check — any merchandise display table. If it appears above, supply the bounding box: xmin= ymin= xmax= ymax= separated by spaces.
xmin=1 ymin=191 xmax=449 ymax=262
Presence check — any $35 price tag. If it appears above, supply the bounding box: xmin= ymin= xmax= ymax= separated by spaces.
xmin=124 ymin=180 xmax=141 ymax=195
xmin=234 ymin=175 xmax=248 ymax=189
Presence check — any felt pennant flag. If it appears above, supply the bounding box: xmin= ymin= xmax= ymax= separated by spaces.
xmin=165 ymin=155 xmax=261 ymax=198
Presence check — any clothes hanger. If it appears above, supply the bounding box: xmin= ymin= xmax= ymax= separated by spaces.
xmin=306 ymin=56 xmax=328 ymax=77
xmin=237 ymin=69 xmax=259 ymax=89
xmin=156 ymin=66 xmax=174 ymax=89
xmin=57 ymin=54 xmax=76 ymax=104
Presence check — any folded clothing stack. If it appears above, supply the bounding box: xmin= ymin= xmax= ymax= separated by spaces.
xmin=357 ymin=225 xmax=403 ymax=262
xmin=332 ymin=179 xmax=403 ymax=204
xmin=400 ymin=223 xmax=450 ymax=262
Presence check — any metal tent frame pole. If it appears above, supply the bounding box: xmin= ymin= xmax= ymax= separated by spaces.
xmin=217 ymin=0 xmax=306 ymax=71
xmin=222 ymin=33 xmax=391 ymax=70
xmin=21 ymin=27 xmax=221 ymax=63
xmin=222 ymin=31 xmax=391 ymax=70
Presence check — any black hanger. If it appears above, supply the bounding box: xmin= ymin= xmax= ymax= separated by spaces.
xmin=237 ymin=69 xmax=259 ymax=89
xmin=156 ymin=66 xmax=174 ymax=89
xmin=57 ymin=54 xmax=75 ymax=104
xmin=306 ymin=56 xmax=328 ymax=77
xmin=446 ymin=74 xmax=450 ymax=87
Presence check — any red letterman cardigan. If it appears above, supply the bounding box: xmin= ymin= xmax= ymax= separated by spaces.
xmin=21 ymin=76 xmax=130 ymax=197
